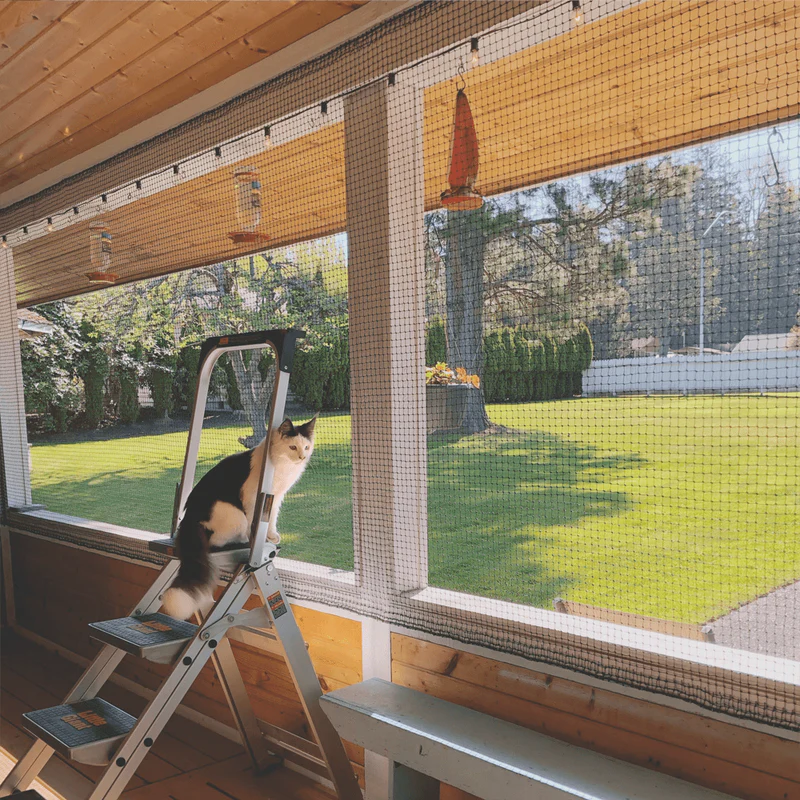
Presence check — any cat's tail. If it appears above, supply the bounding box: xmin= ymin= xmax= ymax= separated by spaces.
xmin=161 ymin=509 xmax=215 ymax=620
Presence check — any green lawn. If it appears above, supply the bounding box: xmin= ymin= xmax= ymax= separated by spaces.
xmin=29 ymin=396 xmax=800 ymax=624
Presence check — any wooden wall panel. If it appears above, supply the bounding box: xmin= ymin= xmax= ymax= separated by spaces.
xmin=12 ymin=122 xmax=345 ymax=307
xmin=392 ymin=634 xmax=800 ymax=800
xmin=424 ymin=0 xmax=800 ymax=207
xmin=8 ymin=531 xmax=364 ymax=778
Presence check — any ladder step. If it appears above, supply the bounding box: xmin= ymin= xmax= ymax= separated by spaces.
xmin=89 ymin=613 xmax=198 ymax=664
xmin=148 ymin=537 xmax=272 ymax=565
xmin=23 ymin=699 xmax=135 ymax=766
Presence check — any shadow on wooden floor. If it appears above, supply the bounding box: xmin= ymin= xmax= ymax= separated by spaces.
xmin=0 ymin=630 xmax=334 ymax=800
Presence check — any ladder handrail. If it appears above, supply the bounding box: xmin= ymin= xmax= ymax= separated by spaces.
xmin=172 ymin=329 xmax=305 ymax=541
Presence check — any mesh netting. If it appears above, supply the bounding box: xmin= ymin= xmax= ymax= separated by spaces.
xmin=2 ymin=0 xmax=798 ymax=729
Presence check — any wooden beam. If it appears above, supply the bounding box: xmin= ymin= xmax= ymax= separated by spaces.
xmin=11 ymin=122 xmax=346 ymax=306
xmin=344 ymin=76 xmax=427 ymax=603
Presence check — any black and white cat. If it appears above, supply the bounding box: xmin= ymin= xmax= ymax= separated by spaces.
xmin=161 ymin=417 xmax=316 ymax=620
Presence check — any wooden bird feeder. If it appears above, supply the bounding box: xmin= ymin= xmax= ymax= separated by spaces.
xmin=441 ymin=88 xmax=483 ymax=211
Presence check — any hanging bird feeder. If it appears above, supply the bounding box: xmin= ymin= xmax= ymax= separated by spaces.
xmin=86 ymin=220 xmax=118 ymax=285
xmin=228 ymin=166 xmax=270 ymax=245
xmin=441 ymin=86 xmax=483 ymax=211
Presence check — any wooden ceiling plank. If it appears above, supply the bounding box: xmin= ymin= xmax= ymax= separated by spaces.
xmin=0 ymin=1 xmax=363 ymax=192
xmin=0 ymin=1 xmax=72 ymax=71
xmin=89 ymin=1 xmax=360 ymax=135
xmin=0 ymin=2 xmax=145 ymax=114
xmin=0 ymin=2 xmax=221 ymax=155
xmin=84 ymin=1 xmax=299 ymax=131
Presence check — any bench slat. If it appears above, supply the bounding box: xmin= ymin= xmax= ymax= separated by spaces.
xmin=320 ymin=679 xmax=734 ymax=800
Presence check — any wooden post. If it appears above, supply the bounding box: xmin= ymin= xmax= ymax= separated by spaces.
xmin=345 ymin=75 xmax=428 ymax=602
xmin=0 ymin=247 xmax=32 ymax=508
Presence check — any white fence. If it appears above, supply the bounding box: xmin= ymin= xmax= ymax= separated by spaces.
xmin=583 ymin=350 xmax=800 ymax=395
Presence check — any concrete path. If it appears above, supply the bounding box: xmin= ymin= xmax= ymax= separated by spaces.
xmin=708 ymin=580 xmax=800 ymax=661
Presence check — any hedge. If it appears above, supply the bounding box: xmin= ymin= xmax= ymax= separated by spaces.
xmin=288 ymin=319 xmax=592 ymax=411
xmin=290 ymin=324 xmax=350 ymax=411
xmin=77 ymin=320 xmax=109 ymax=429
xmin=118 ymin=365 xmax=140 ymax=424
xmin=148 ymin=343 xmax=177 ymax=419
xmin=426 ymin=318 xmax=447 ymax=365
xmin=483 ymin=324 xmax=593 ymax=402
xmin=427 ymin=318 xmax=592 ymax=403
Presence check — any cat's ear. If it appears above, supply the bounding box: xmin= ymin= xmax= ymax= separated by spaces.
xmin=277 ymin=418 xmax=296 ymax=437
xmin=297 ymin=415 xmax=317 ymax=439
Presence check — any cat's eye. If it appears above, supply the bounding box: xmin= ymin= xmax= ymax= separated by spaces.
xmin=305 ymin=446 xmax=309 ymax=450
xmin=289 ymin=445 xmax=297 ymax=450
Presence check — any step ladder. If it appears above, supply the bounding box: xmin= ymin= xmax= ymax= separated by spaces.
xmin=0 ymin=330 xmax=362 ymax=800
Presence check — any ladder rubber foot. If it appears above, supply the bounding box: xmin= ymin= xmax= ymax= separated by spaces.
xmin=23 ymin=698 xmax=135 ymax=766
xmin=89 ymin=613 xmax=198 ymax=664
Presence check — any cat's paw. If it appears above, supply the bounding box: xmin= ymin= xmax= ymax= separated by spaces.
xmin=267 ymin=530 xmax=281 ymax=544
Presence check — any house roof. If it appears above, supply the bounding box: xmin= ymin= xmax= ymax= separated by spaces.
xmin=733 ymin=334 xmax=793 ymax=353
xmin=17 ymin=308 xmax=54 ymax=340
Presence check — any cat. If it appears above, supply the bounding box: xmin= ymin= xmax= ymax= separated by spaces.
xmin=161 ymin=416 xmax=316 ymax=620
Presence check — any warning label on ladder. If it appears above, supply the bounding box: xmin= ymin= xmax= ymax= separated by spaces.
xmin=267 ymin=592 xmax=287 ymax=619
xmin=62 ymin=710 xmax=108 ymax=730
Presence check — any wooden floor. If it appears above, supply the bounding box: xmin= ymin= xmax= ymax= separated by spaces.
xmin=0 ymin=630 xmax=335 ymax=800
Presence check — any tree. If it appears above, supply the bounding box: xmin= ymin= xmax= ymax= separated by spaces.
xmin=425 ymin=160 xmax=683 ymax=431
xmin=751 ymin=182 xmax=800 ymax=336
xmin=76 ymin=317 xmax=109 ymax=428
xmin=443 ymin=208 xmax=491 ymax=433
xmin=74 ymin=235 xmax=348 ymax=442
xmin=20 ymin=302 xmax=83 ymax=433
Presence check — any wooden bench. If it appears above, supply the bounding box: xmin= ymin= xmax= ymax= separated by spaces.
xmin=320 ymin=678 xmax=734 ymax=800
xmin=553 ymin=598 xmax=715 ymax=642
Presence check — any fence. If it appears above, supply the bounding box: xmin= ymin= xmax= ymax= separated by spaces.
xmin=583 ymin=351 xmax=800 ymax=396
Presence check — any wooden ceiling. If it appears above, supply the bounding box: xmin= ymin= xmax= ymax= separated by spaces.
xmin=0 ymin=0 xmax=366 ymax=195
xmin=11 ymin=0 xmax=800 ymax=307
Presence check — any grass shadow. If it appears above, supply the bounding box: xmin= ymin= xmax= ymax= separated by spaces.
xmin=427 ymin=428 xmax=644 ymax=607
xmin=31 ymin=417 xmax=643 ymax=602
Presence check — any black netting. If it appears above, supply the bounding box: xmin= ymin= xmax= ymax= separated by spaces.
xmin=4 ymin=0 xmax=799 ymax=730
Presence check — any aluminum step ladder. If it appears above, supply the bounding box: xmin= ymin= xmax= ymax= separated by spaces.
xmin=0 ymin=329 xmax=362 ymax=800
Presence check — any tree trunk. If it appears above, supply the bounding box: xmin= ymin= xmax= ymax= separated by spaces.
xmin=229 ymin=351 xmax=275 ymax=447
xmin=445 ymin=209 xmax=490 ymax=434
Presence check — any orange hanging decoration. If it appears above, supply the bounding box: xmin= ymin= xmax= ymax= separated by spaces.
xmin=441 ymin=88 xmax=483 ymax=211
